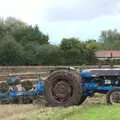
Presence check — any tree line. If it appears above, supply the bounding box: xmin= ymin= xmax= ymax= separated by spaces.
xmin=0 ymin=17 xmax=119 ymax=66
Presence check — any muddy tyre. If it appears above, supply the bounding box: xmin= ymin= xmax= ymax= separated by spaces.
xmin=106 ymin=88 xmax=120 ymax=104
xmin=44 ymin=70 xmax=83 ymax=107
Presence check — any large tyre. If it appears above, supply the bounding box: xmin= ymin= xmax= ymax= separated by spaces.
xmin=106 ymin=88 xmax=120 ymax=104
xmin=44 ymin=70 xmax=83 ymax=107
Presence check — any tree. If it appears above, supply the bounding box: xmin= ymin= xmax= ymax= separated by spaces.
xmin=0 ymin=17 xmax=49 ymax=46
xmin=60 ymin=38 xmax=83 ymax=51
xmin=60 ymin=38 xmax=86 ymax=65
xmin=0 ymin=35 xmax=24 ymax=65
xmin=0 ymin=17 xmax=50 ymax=65
xmin=99 ymin=29 xmax=120 ymax=50
xmin=85 ymin=40 xmax=103 ymax=51
xmin=10 ymin=25 xmax=49 ymax=46
xmin=5 ymin=17 xmax=27 ymax=31
xmin=23 ymin=41 xmax=40 ymax=65
xmin=0 ymin=17 xmax=106 ymax=65
xmin=84 ymin=40 xmax=100 ymax=64
xmin=35 ymin=44 xmax=64 ymax=65
xmin=0 ymin=19 xmax=7 ymax=39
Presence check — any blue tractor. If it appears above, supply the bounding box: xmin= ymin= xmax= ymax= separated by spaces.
xmin=0 ymin=67 xmax=120 ymax=106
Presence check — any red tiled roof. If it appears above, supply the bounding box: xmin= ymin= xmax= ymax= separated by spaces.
xmin=95 ymin=51 xmax=120 ymax=58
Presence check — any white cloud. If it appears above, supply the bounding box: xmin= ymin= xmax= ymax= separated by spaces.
xmin=0 ymin=0 xmax=120 ymax=44
xmin=39 ymin=14 xmax=120 ymax=44
xmin=0 ymin=0 xmax=50 ymax=24
xmin=45 ymin=0 xmax=120 ymax=21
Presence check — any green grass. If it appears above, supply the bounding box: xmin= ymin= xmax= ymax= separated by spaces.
xmin=19 ymin=104 xmax=120 ymax=120
xmin=69 ymin=105 xmax=120 ymax=120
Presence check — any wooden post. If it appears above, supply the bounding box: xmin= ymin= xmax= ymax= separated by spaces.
xmin=110 ymin=52 xmax=113 ymax=68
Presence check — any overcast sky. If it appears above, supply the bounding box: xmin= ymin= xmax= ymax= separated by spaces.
xmin=0 ymin=0 xmax=120 ymax=44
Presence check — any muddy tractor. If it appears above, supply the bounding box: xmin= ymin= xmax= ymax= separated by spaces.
xmin=0 ymin=67 xmax=120 ymax=106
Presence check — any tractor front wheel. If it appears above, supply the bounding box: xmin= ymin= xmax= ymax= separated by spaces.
xmin=106 ymin=88 xmax=120 ymax=104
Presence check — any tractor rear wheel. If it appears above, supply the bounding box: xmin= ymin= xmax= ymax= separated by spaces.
xmin=44 ymin=70 xmax=84 ymax=107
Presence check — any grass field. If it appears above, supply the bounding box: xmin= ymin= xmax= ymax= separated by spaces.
xmin=1 ymin=104 xmax=120 ymax=120
xmin=21 ymin=105 xmax=120 ymax=120
xmin=1 ymin=95 xmax=120 ymax=120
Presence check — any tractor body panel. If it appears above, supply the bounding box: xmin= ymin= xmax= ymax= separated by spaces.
xmin=80 ymin=68 xmax=120 ymax=96
xmin=81 ymin=68 xmax=120 ymax=77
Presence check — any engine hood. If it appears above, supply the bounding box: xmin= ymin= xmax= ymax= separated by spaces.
xmin=80 ymin=68 xmax=120 ymax=78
